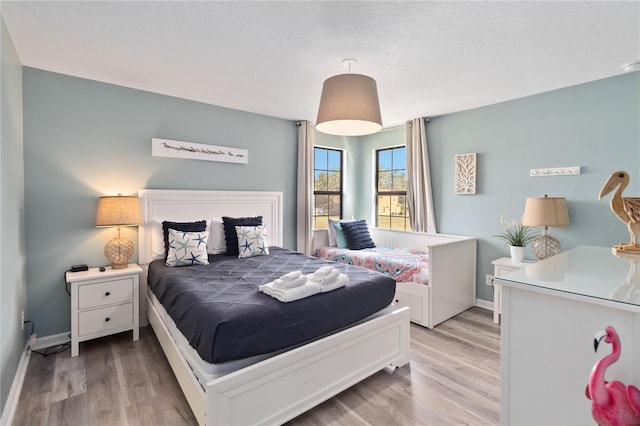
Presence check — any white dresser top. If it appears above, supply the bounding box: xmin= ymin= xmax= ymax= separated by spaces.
xmin=496 ymin=245 xmax=640 ymax=311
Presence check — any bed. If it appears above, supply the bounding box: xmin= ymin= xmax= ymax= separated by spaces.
xmin=137 ymin=189 xmax=410 ymax=426
xmin=312 ymin=226 xmax=477 ymax=328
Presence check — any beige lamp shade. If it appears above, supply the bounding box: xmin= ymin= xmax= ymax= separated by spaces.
xmin=316 ymin=73 xmax=382 ymax=136
xmin=95 ymin=195 xmax=142 ymax=227
xmin=522 ymin=195 xmax=569 ymax=260
xmin=95 ymin=195 xmax=141 ymax=269
xmin=522 ymin=195 xmax=570 ymax=227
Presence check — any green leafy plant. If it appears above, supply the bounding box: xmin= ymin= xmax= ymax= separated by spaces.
xmin=494 ymin=217 xmax=538 ymax=247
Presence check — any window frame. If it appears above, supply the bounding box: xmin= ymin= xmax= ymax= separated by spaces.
xmin=313 ymin=147 xmax=344 ymax=230
xmin=375 ymin=146 xmax=409 ymax=231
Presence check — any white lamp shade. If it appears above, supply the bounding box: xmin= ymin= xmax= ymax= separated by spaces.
xmin=316 ymin=73 xmax=382 ymax=136
xmin=522 ymin=196 xmax=570 ymax=227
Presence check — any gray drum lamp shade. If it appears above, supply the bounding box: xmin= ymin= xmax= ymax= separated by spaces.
xmin=316 ymin=73 xmax=382 ymax=136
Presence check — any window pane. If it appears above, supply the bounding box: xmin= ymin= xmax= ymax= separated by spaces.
xmin=378 ymin=149 xmax=392 ymax=171
xmin=315 ymin=216 xmax=329 ymax=230
xmin=393 ymin=170 xmax=407 ymax=191
xmin=314 ymin=148 xmax=327 ymax=170
xmin=328 ymin=195 xmax=341 ymax=216
xmin=327 ymin=171 xmax=341 ymax=192
xmin=314 ymin=194 xmax=328 ymax=216
xmin=393 ymin=147 xmax=406 ymax=170
xmin=390 ymin=216 xmax=406 ymax=230
xmin=378 ymin=195 xmax=391 ymax=215
xmin=377 ymin=215 xmax=390 ymax=228
xmin=397 ymin=195 xmax=407 ymax=217
xmin=378 ymin=171 xmax=392 ymax=191
xmin=314 ymin=171 xmax=327 ymax=191
xmin=328 ymin=150 xmax=341 ymax=171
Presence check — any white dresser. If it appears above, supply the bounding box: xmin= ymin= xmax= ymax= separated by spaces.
xmin=67 ymin=264 xmax=142 ymax=357
xmin=497 ymin=246 xmax=640 ymax=425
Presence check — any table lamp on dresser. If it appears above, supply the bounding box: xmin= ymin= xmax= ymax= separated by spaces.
xmin=522 ymin=194 xmax=570 ymax=260
xmin=95 ymin=194 xmax=142 ymax=269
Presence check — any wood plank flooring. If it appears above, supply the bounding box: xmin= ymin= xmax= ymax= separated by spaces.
xmin=12 ymin=307 xmax=500 ymax=425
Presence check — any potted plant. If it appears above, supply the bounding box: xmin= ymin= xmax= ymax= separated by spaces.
xmin=494 ymin=217 xmax=538 ymax=262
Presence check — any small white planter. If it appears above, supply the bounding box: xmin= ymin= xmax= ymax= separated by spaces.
xmin=510 ymin=246 xmax=525 ymax=263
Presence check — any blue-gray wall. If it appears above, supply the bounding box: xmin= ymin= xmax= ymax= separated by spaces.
xmin=0 ymin=16 xmax=26 ymax=415
xmin=23 ymin=68 xmax=298 ymax=337
xmin=351 ymin=73 xmax=640 ymax=301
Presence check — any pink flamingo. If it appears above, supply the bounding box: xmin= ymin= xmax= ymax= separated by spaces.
xmin=586 ymin=326 xmax=640 ymax=426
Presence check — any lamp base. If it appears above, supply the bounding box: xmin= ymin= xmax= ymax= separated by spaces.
xmin=104 ymin=236 xmax=134 ymax=269
xmin=531 ymin=234 xmax=561 ymax=260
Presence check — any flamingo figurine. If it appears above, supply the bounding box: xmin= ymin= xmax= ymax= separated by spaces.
xmin=586 ymin=326 xmax=640 ymax=426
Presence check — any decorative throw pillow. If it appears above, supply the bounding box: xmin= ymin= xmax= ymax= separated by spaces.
xmin=222 ymin=216 xmax=263 ymax=256
xmin=207 ymin=218 xmax=226 ymax=255
xmin=236 ymin=225 xmax=270 ymax=258
xmin=331 ymin=221 xmax=349 ymax=248
xmin=162 ymin=220 xmax=207 ymax=260
xmin=328 ymin=219 xmax=354 ymax=247
xmin=165 ymin=229 xmax=209 ymax=267
xmin=340 ymin=219 xmax=376 ymax=250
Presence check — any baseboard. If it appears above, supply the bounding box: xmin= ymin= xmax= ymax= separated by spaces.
xmin=475 ymin=298 xmax=493 ymax=312
xmin=0 ymin=343 xmax=31 ymax=426
xmin=31 ymin=331 xmax=70 ymax=351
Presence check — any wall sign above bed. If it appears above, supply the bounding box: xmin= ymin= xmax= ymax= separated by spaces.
xmin=151 ymin=137 xmax=248 ymax=164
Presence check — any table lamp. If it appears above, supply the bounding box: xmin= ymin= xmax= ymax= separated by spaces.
xmin=95 ymin=194 xmax=142 ymax=269
xmin=522 ymin=194 xmax=570 ymax=260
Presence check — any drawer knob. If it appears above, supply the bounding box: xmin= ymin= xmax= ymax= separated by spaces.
xmin=105 ymin=291 xmax=111 ymax=296
xmin=105 ymin=317 xmax=110 ymax=322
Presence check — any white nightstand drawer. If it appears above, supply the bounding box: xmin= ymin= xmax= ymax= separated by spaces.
xmin=78 ymin=303 xmax=133 ymax=336
xmin=78 ymin=278 xmax=133 ymax=310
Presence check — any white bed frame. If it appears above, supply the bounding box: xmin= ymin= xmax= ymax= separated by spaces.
xmin=138 ymin=189 xmax=410 ymax=425
xmin=313 ymin=227 xmax=477 ymax=328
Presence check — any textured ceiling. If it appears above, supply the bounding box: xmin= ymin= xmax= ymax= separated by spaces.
xmin=2 ymin=1 xmax=639 ymax=128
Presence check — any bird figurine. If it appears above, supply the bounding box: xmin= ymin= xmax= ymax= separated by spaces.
xmin=599 ymin=171 xmax=640 ymax=253
xmin=586 ymin=326 xmax=640 ymax=426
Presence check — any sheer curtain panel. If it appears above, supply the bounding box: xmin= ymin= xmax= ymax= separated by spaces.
xmin=296 ymin=121 xmax=314 ymax=253
xmin=405 ymin=118 xmax=437 ymax=233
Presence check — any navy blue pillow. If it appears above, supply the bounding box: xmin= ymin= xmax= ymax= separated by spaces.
xmin=222 ymin=216 xmax=263 ymax=256
xmin=340 ymin=220 xmax=375 ymax=250
xmin=162 ymin=220 xmax=207 ymax=261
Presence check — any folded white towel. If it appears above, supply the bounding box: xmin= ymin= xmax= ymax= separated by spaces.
xmin=259 ymin=281 xmax=322 ymax=303
xmin=308 ymin=268 xmax=340 ymax=285
xmin=279 ymin=270 xmax=302 ymax=281
xmin=272 ymin=275 xmax=307 ymax=289
xmin=320 ymin=273 xmax=349 ymax=293
xmin=311 ymin=265 xmax=335 ymax=277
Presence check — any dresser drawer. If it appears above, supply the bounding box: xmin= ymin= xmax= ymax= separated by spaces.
xmin=78 ymin=303 xmax=133 ymax=336
xmin=78 ymin=278 xmax=133 ymax=310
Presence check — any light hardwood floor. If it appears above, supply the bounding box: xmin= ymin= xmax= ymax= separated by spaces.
xmin=12 ymin=307 xmax=500 ymax=425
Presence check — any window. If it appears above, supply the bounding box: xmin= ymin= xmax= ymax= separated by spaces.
xmin=376 ymin=147 xmax=409 ymax=230
xmin=313 ymin=147 xmax=343 ymax=229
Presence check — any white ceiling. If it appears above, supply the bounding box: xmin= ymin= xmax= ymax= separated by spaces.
xmin=2 ymin=1 xmax=639 ymax=128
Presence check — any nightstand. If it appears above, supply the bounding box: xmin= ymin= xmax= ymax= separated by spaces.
xmin=491 ymin=257 xmax=535 ymax=324
xmin=67 ymin=264 xmax=142 ymax=357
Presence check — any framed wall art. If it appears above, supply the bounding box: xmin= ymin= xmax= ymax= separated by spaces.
xmin=455 ymin=153 xmax=476 ymax=194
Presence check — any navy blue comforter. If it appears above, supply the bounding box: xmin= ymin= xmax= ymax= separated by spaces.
xmin=148 ymin=247 xmax=396 ymax=364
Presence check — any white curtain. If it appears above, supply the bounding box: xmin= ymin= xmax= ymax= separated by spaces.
xmin=296 ymin=121 xmax=314 ymax=254
xmin=405 ymin=118 xmax=437 ymax=233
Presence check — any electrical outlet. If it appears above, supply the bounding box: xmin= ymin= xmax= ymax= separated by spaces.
xmin=485 ymin=274 xmax=495 ymax=286
xmin=21 ymin=311 xmax=24 ymax=330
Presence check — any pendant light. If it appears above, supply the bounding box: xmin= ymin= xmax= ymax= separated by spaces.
xmin=316 ymin=59 xmax=382 ymax=136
